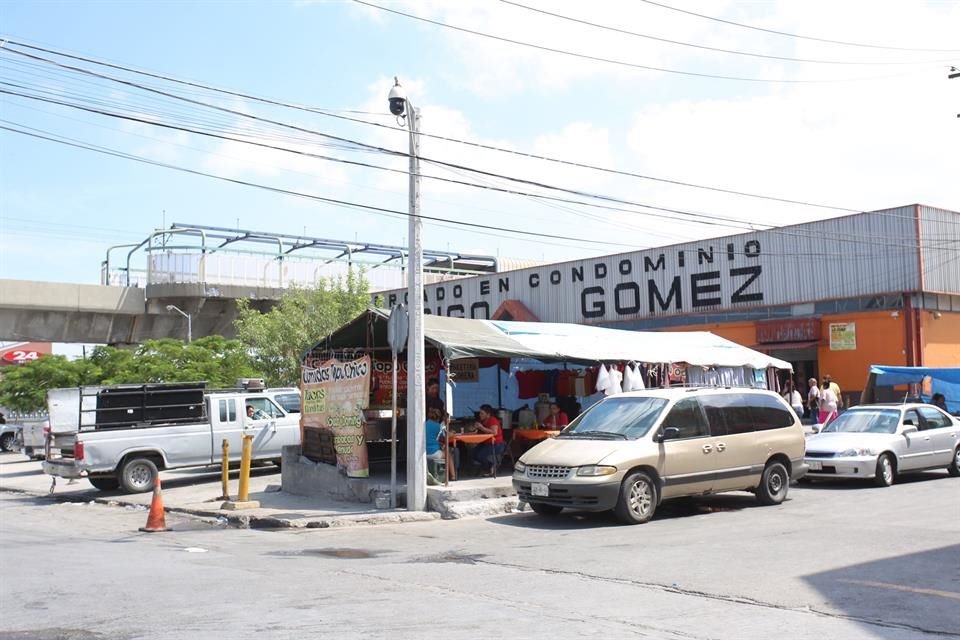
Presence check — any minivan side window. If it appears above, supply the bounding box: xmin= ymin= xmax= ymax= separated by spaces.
xmin=700 ymin=394 xmax=753 ymax=436
xmin=661 ymin=398 xmax=709 ymax=439
xmin=750 ymin=394 xmax=796 ymax=431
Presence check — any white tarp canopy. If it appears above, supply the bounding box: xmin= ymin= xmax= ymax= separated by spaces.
xmin=310 ymin=309 xmax=791 ymax=371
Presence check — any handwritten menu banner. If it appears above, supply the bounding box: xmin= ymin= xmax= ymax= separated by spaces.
xmin=301 ymin=355 xmax=371 ymax=478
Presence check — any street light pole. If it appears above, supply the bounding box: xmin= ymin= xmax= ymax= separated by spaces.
xmin=165 ymin=304 xmax=192 ymax=343
xmin=389 ymin=78 xmax=426 ymax=511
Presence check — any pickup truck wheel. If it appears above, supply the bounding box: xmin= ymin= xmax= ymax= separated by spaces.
xmin=89 ymin=476 xmax=120 ymax=491
xmin=119 ymin=458 xmax=158 ymax=493
xmin=0 ymin=432 xmax=17 ymax=452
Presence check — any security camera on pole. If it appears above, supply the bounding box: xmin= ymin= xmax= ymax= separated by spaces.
xmin=388 ymin=77 xmax=426 ymax=511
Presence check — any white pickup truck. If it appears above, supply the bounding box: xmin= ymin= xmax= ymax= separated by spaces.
xmin=42 ymin=382 xmax=300 ymax=493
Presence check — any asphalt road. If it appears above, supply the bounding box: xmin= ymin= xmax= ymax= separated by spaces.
xmin=1 ymin=462 xmax=958 ymax=640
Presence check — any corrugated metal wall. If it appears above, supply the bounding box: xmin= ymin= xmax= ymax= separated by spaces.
xmin=380 ymin=206 xmax=929 ymax=324
xmin=918 ymin=205 xmax=960 ymax=295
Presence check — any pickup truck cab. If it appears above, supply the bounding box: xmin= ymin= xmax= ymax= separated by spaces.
xmin=43 ymin=383 xmax=300 ymax=493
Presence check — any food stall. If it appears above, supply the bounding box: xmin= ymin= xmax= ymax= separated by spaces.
xmin=298 ymin=309 xmax=792 ymax=482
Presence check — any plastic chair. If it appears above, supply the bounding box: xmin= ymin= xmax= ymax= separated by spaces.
xmin=427 ymin=456 xmax=446 ymax=482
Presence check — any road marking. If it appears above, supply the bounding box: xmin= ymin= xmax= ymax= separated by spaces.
xmin=839 ymin=579 xmax=960 ymax=601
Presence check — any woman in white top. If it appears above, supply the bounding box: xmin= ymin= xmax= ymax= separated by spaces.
xmin=818 ymin=381 xmax=838 ymax=424
xmin=783 ymin=381 xmax=804 ymax=418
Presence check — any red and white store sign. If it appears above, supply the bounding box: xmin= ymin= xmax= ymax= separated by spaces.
xmin=0 ymin=342 xmax=52 ymax=365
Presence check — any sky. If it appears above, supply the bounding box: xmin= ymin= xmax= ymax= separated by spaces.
xmin=1 ymin=0 xmax=959 ymax=287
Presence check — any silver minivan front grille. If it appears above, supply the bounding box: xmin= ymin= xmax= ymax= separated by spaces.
xmin=526 ymin=465 xmax=572 ymax=480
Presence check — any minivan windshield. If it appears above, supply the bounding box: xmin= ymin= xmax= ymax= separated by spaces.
xmin=557 ymin=396 xmax=668 ymax=440
xmin=822 ymin=409 xmax=900 ymax=434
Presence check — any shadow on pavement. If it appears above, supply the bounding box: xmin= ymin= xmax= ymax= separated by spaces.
xmin=490 ymin=493 xmax=766 ymax=529
xmin=801 ymin=470 xmax=951 ymax=491
xmin=803 ymin=544 xmax=960 ymax=638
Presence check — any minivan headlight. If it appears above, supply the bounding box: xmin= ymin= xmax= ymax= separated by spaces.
xmin=514 ymin=461 xmax=526 ymax=474
xmin=838 ymin=448 xmax=876 ymax=457
xmin=576 ymin=465 xmax=617 ymax=477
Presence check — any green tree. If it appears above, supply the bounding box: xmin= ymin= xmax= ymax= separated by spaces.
xmin=90 ymin=337 xmax=260 ymax=387
xmin=0 ymin=338 xmax=261 ymax=413
xmin=234 ymin=272 xmax=370 ymax=387
xmin=0 ymin=355 xmax=100 ymax=412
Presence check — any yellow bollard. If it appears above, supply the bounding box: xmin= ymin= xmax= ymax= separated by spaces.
xmin=218 ymin=438 xmax=230 ymax=500
xmin=237 ymin=434 xmax=254 ymax=503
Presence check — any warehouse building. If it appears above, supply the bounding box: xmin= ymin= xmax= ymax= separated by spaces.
xmin=380 ymin=204 xmax=959 ymax=404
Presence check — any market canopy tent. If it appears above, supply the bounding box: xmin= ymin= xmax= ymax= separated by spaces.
xmin=861 ymin=365 xmax=960 ymax=413
xmin=305 ymin=308 xmax=791 ymax=370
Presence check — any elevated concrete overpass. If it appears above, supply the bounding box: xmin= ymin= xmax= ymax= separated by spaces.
xmin=0 ymin=279 xmax=281 ymax=344
xmin=1 ymin=222 xmax=516 ymax=344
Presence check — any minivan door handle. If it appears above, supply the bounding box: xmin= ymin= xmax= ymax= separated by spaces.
xmin=702 ymin=444 xmax=713 ymax=454
xmin=715 ymin=442 xmax=726 ymax=452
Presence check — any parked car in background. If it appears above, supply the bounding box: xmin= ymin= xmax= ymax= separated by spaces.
xmin=0 ymin=421 xmax=22 ymax=452
xmin=804 ymin=403 xmax=960 ymax=486
xmin=514 ymin=388 xmax=808 ymax=525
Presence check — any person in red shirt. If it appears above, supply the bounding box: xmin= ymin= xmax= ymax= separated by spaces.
xmin=542 ymin=403 xmax=569 ymax=429
xmin=472 ymin=404 xmax=505 ymax=476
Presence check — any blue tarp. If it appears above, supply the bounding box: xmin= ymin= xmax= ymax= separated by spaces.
xmin=869 ymin=366 xmax=960 ymax=413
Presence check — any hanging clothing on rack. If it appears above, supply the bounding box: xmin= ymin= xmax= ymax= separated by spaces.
xmin=623 ymin=364 xmax=635 ymax=393
xmin=595 ymin=364 xmax=610 ymax=394
xmin=607 ymin=367 xmax=624 ymax=395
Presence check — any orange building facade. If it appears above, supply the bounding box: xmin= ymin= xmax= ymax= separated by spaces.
xmin=379 ymin=205 xmax=959 ymax=406
xmin=660 ymin=308 xmax=959 ymax=406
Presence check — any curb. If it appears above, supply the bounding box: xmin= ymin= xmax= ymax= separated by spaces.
xmin=0 ymin=486 xmax=442 ymax=529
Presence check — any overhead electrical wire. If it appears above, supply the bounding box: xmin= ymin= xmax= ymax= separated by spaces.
xmin=350 ymin=0 xmax=918 ymax=83
xmin=11 ymin=79 xmax=944 ymax=255
xmin=3 ymin=118 xmax=952 ymax=261
xmin=0 ymin=101 xmax=649 ymax=249
xmin=636 ymin=0 xmax=960 ymax=53
xmin=2 ymin=43 xmax=956 ymax=252
xmin=0 ymin=38 xmax=863 ymax=213
xmin=3 ymin=74 xmax=958 ymax=256
xmin=499 ymin=0 xmax=955 ymax=66
xmin=0 ymin=55 xmax=820 ymax=230
xmin=0 ymin=122 xmax=646 ymax=249
xmin=0 ymin=84 xmax=782 ymax=237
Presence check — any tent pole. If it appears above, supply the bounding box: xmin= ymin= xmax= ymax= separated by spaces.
xmin=497 ymin=363 xmax=503 ymax=408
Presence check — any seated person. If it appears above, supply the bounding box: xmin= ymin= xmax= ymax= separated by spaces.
xmin=426 ymin=408 xmax=457 ymax=481
xmin=472 ymin=404 xmax=505 ymax=476
xmin=245 ymin=404 xmax=268 ymax=420
xmin=542 ymin=403 xmax=569 ymax=429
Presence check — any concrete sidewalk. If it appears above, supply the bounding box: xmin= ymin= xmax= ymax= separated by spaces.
xmin=0 ymin=453 xmax=439 ymax=529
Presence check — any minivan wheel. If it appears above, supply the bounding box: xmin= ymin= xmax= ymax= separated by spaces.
xmin=948 ymin=447 xmax=960 ymax=477
xmin=529 ymin=502 xmax=563 ymax=516
xmin=874 ymin=453 xmax=895 ymax=487
xmin=615 ymin=471 xmax=657 ymax=525
xmin=756 ymin=462 xmax=789 ymax=506
xmin=119 ymin=457 xmax=159 ymax=493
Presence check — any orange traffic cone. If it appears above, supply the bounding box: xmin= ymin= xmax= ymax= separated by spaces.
xmin=139 ymin=477 xmax=170 ymax=533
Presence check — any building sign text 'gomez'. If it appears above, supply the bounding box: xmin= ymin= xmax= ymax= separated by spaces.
xmin=380 ymin=239 xmax=765 ymax=324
